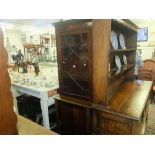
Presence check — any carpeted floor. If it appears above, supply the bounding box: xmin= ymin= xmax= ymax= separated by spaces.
xmin=145 ymin=103 xmax=155 ymax=135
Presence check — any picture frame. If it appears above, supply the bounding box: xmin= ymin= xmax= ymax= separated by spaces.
xmin=137 ymin=27 xmax=148 ymax=42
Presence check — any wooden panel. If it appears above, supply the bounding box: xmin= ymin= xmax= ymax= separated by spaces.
xmin=97 ymin=117 xmax=130 ymax=135
xmin=55 ymin=98 xmax=91 ymax=135
xmin=127 ymin=31 xmax=137 ymax=49
xmin=92 ymin=110 xmax=131 ymax=135
xmin=108 ymin=74 xmax=125 ymax=100
xmin=55 ymin=28 xmax=63 ymax=95
xmin=55 ymin=95 xmax=92 ymax=108
xmin=92 ymin=103 xmax=149 ymax=135
xmin=132 ymin=98 xmax=150 ymax=134
xmin=92 ymin=19 xmax=111 ymax=106
xmin=0 ymin=28 xmax=17 ymax=134
xmin=54 ymin=20 xmax=92 ymax=33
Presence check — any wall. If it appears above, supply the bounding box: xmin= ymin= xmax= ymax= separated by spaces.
xmin=2 ymin=28 xmax=23 ymax=63
xmin=1 ymin=24 xmax=56 ymax=63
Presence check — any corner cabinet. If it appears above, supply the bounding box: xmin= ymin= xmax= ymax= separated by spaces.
xmin=54 ymin=19 xmax=152 ymax=135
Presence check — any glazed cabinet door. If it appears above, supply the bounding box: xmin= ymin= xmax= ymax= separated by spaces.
xmin=57 ymin=30 xmax=92 ymax=100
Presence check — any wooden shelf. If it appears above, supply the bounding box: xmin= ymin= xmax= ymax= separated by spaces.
xmin=111 ymin=48 xmax=136 ymax=53
xmin=109 ymin=64 xmax=134 ymax=80
xmin=112 ymin=19 xmax=138 ymax=32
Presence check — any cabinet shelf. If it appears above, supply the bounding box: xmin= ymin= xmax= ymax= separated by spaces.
xmin=112 ymin=19 xmax=138 ymax=32
xmin=111 ymin=48 xmax=136 ymax=53
xmin=109 ymin=64 xmax=134 ymax=80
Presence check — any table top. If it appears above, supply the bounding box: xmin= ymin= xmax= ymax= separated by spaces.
xmin=10 ymin=71 xmax=59 ymax=93
xmin=12 ymin=81 xmax=59 ymax=93
xmin=94 ymin=80 xmax=152 ymax=120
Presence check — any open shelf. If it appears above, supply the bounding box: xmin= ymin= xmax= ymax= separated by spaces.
xmin=109 ymin=64 xmax=134 ymax=80
xmin=111 ymin=48 xmax=136 ymax=53
xmin=111 ymin=19 xmax=138 ymax=33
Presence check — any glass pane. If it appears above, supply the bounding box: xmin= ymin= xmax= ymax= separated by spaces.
xmin=60 ymin=33 xmax=90 ymax=98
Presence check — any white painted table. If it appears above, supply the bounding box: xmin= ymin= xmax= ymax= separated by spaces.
xmin=11 ymin=82 xmax=59 ymax=129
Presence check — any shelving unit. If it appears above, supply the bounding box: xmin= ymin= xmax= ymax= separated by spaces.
xmin=23 ymin=44 xmax=43 ymax=62
xmin=108 ymin=19 xmax=138 ymax=104
xmin=40 ymin=34 xmax=57 ymax=62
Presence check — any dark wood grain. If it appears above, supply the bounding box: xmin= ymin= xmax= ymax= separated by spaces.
xmin=53 ymin=19 xmax=151 ymax=135
xmin=55 ymin=22 xmax=93 ymax=100
xmin=53 ymin=20 xmax=92 ymax=33
xmin=109 ymin=19 xmax=137 ymax=100
xmin=92 ymin=19 xmax=111 ymax=106
xmin=54 ymin=95 xmax=92 ymax=108
xmin=92 ymin=91 xmax=151 ymax=135
xmin=0 ymin=28 xmax=17 ymax=134
xmin=55 ymin=97 xmax=92 ymax=135
xmin=108 ymin=74 xmax=125 ymax=100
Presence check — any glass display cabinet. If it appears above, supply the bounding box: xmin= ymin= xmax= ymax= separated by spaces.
xmin=60 ymin=32 xmax=92 ymax=99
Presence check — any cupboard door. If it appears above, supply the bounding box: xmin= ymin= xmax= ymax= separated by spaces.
xmin=59 ymin=31 xmax=92 ymax=100
xmin=55 ymin=100 xmax=91 ymax=135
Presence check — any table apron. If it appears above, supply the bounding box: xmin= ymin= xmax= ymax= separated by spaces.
xmin=13 ymin=85 xmax=41 ymax=98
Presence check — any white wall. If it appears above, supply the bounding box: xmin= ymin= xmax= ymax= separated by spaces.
xmin=2 ymin=28 xmax=23 ymax=63
xmin=21 ymin=25 xmax=55 ymax=43
xmin=1 ymin=24 xmax=56 ymax=63
xmin=3 ymin=29 xmax=23 ymax=49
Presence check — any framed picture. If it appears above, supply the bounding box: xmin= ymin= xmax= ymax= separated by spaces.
xmin=137 ymin=27 xmax=148 ymax=42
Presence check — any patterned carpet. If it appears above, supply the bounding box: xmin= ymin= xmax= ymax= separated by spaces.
xmin=145 ymin=103 xmax=155 ymax=134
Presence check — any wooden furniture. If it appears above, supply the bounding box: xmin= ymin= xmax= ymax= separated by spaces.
xmin=138 ymin=69 xmax=152 ymax=81
xmin=93 ymin=81 xmax=152 ymax=134
xmin=54 ymin=19 xmax=152 ymax=135
xmin=55 ymin=96 xmax=92 ymax=134
xmin=138 ymin=59 xmax=155 ymax=101
xmin=0 ymin=28 xmax=17 ymax=134
xmin=141 ymin=59 xmax=155 ymax=83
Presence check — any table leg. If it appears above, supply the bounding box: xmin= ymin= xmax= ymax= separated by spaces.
xmin=13 ymin=97 xmax=19 ymax=114
xmin=11 ymin=86 xmax=19 ymax=114
xmin=40 ymin=92 xmax=50 ymax=129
